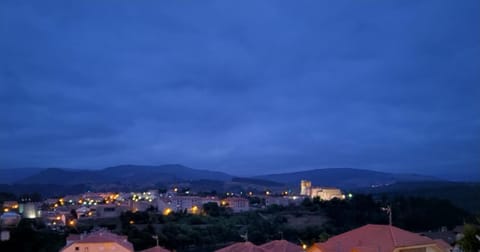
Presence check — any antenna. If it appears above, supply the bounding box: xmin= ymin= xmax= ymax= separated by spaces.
xmin=381 ymin=205 xmax=392 ymax=226
xmin=152 ymin=235 xmax=159 ymax=246
xmin=240 ymin=230 xmax=248 ymax=242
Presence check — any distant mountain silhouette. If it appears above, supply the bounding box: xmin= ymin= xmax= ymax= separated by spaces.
xmin=255 ymin=168 xmax=440 ymax=189
xmin=355 ymin=181 xmax=480 ymax=213
xmin=231 ymin=177 xmax=284 ymax=187
xmin=0 ymin=168 xmax=45 ymax=184
xmin=15 ymin=164 xmax=232 ymax=185
xmin=3 ymin=165 xmax=441 ymax=190
xmin=2 ymin=165 xmax=475 ymax=213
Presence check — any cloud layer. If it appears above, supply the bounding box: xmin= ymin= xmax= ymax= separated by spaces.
xmin=1 ymin=0 xmax=479 ymax=179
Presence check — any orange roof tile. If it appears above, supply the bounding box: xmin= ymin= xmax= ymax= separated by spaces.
xmin=313 ymin=224 xmax=439 ymax=252
xmin=433 ymin=239 xmax=452 ymax=252
xmin=66 ymin=234 xmax=81 ymax=242
xmin=62 ymin=230 xmax=133 ymax=252
xmin=260 ymin=240 xmax=302 ymax=252
xmin=215 ymin=241 xmax=267 ymax=252
xmin=140 ymin=245 xmax=171 ymax=252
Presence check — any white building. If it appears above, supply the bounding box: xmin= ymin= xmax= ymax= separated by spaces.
xmin=300 ymin=180 xmax=344 ymax=200
xmin=224 ymin=197 xmax=250 ymax=213
xmin=171 ymin=196 xmax=202 ymax=213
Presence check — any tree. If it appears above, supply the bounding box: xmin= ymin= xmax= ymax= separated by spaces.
xmin=458 ymin=224 xmax=480 ymax=252
xmin=0 ymin=192 xmax=17 ymax=204
xmin=203 ymin=202 xmax=222 ymax=217
xmin=70 ymin=209 xmax=78 ymax=219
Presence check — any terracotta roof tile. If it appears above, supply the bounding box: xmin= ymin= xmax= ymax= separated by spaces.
xmin=312 ymin=224 xmax=439 ymax=252
xmin=260 ymin=240 xmax=302 ymax=252
xmin=140 ymin=245 xmax=171 ymax=252
xmin=433 ymin=239 xmax=452 ymax=252
xmin=62 ymin=230 xmax=133 ymax=252
xmin=215 ymin=242 xmax=267 ymax=252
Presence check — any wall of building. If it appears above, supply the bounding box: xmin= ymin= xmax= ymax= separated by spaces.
xmin=61 ymin=242 xmax=132 ymax=252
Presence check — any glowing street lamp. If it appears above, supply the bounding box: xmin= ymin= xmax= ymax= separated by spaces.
xmin=191 ymin=206 xmax=199 ymax=214
xmin=163 ymin=208 xmax=172 ymax=216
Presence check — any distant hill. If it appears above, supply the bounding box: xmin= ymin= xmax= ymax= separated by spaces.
xmin=0 ymin=183 xmax=89 ymax=197
xmin=255 ymin=168 xmax=440 ymax=189
xmin=2 ymin=165 xmax=478 ymax=214
xmin=16 ymin=164 xmax=233 ymax=186
xmin=2 ymin=166 xmax=448 ymax=195
xmin=231 ymin=177 xmax=284 ymax=187
xmin=355 ymin=181 xmax=480 ymax=213
xmin=0 ymin=168 xmax=45 ymax=184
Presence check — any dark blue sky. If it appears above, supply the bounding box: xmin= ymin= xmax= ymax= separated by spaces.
xmin=1 ymin=1 xmax=479 ymax=179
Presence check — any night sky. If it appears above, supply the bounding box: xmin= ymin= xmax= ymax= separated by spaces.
xmin=1 ymin=1 xmax=479 ymax=180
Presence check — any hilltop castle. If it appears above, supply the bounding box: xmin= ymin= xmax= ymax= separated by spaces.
xmin=300 ymin=180 xmax=344 ymax=200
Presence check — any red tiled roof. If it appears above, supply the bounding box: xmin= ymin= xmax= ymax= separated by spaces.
xmin=433 ymin=239 xmax=452 ymax=251
xmin=62 ymin=230 xmax=133 ymax=252
xmin=140 ymin=245 xmax=171 ymax=252
xmin=260 ymin=240 xmax=302 ymax=252
xmin=312 ymin=224 xmax=438 ymax=252
xmin=66 ymin=234 xmax=81 ymax=242
xmin=215 ymin=242 xmax=267 ymax=252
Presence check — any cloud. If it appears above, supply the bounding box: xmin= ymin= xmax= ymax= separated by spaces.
xmin=0 ymin=0 xmax=479 ymax=180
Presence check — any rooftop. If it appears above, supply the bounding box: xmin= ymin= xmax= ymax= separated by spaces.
xmin=63 ymin=230 xmax=133 ymax=252
xmin=311 ymin=224 xmax=444 ymax=252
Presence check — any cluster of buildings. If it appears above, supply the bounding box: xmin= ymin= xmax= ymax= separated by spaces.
xmin=0 ymin=190 xmax=255 ymax=231
xmin=58 ymin=224 xmax=455 ymax=252
xmin=1 ymin=180 xmax=346 ymax=232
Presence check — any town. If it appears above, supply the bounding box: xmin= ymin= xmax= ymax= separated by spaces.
xmin=1 ymin=180 xmax=477 ymax=252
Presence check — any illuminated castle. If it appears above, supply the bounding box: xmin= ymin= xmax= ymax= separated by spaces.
xmin=300 ymin=180 xmax=344 ymax=200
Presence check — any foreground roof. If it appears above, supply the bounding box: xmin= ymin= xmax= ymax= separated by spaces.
xmin=433 ymin=239 xmax=452 ymax=251
xmin=62 ymin=230 xmax=133 ymax=252
xmin=260 ymin=240 xmax=302 ymax=252
xmin=311 ymin=224 xmax=441 ymax=252
xmin=140 ymin=245 xmax=171 ymax=252
xmin=215 ymin=241 xmax=267 ymax=252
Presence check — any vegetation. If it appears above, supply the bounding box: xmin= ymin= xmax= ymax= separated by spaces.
xmin=359 ymin=182 xmax=480 ymax=214
xmin=457 ymin=217 xmax=480 ymax=252
xmin=0 ymin=219 xmax=66 ymax=252
xmin=115 ymin=194 xmax=470 ymax=251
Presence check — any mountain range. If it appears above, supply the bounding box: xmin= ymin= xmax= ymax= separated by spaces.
xmin=2 ymin=164 xmax=479 ymax=213
xmin=1 ymin=164 xmax=439 ymax=189
xmin=255 ymin=168 xmax=438 ymax=189
xmin=9 ymin=164 xmax=232 ymax=186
